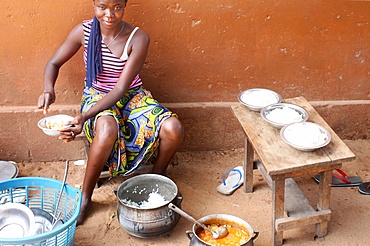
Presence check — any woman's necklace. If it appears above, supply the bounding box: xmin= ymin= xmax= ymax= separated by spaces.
xmin=105 ymin=23 xmax=124 ymax=47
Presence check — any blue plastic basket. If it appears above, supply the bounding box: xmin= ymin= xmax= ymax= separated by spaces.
xmin=0 ymin=177 xmax=81 ymax=246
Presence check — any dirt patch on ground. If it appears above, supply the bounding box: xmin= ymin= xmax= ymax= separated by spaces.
xmin=13 ymin=139 xmax=370 ymax=245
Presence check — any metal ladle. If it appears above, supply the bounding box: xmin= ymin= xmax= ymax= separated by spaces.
xmin=168 ymin=203 xmax=229 ymax=239
xmin=52 ymin=160 xmax=69 ymax=225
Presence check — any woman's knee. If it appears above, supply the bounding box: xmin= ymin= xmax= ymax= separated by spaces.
xmin=160 ymin=117 xmax=184 ymax=142
xmin=95 ymin=116 xmax=118 ymax=142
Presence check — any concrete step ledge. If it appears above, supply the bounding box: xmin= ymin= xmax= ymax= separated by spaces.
xmin=0 ymin=100 xmax=368 ymax=162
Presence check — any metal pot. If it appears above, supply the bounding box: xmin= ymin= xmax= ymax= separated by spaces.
xmin=115 ymin=174 xmax=182 ymax=238
xmin=186 ymin=214 xmax=259 ymax=246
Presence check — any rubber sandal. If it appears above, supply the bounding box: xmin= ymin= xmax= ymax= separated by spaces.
xmin=358 ymin=182 xmax=370 ymax=195
xmin=314 ymin=169 xmax=362 ymax=187
xmin=217 ymin=166 xmax=244 ymax=195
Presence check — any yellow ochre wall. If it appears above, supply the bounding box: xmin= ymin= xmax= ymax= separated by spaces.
xmin=0 ymin=0 xmax=369 ymax=162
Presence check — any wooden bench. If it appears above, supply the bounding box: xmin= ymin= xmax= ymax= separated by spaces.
xmin=232 ymin=96 xmax=356 ymax=245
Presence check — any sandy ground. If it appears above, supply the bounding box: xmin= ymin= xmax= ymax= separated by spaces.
xmin=15 ymin=139 xmax=369 ymax=246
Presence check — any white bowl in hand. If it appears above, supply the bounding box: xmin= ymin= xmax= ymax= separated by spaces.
xmin=38 ymin=114 xmax=74 ymax=137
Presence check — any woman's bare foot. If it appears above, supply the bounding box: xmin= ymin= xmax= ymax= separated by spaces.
xmin=77 ymin=200 xmax=92 ymax=226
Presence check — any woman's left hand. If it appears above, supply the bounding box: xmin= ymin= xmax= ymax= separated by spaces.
xmin=59 ymin=114 xmax=85 ymax=142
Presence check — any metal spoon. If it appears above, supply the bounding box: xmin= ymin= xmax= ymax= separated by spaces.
xmin=51 ymin=211 xmax=63 ymax=230
xmin=52 ymin=160 xmax=69 ymax=224
xmin=168 ymin=203 xmax=229 ymax=239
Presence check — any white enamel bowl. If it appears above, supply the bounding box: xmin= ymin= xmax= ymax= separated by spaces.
xmin=260 ymin=103 xmax=309 ymax=129
xmin=238 ymin=88 xmax=282 ymax=111
xmin=0 ymin=203 xmax=36 ymax=238
xmin=37 ymin=114 xmax=74 ymax=137
xmin=280 ymin=122 xmax=331 ymax=151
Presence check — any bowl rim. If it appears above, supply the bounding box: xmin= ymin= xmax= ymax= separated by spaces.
xmin=280 ymin=122 xmax=332 ymax=151
xmin=260 ymin=103 xmax=309 ymax=128
xmin=237 ymin=88 xmax=282 ymax=111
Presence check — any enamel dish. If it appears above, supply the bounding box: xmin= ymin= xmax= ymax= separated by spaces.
xmin=280 ymin=122 xmax=331 ymax=151
xmin=238 ymin=88 xmax=282 ymax=111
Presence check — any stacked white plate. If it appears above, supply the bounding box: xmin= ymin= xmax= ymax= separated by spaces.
xmin=0 ymin=161 xmax=18 ymax=182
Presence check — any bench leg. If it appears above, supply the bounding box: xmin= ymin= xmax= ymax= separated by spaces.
xmin=315 ymin=170 xmax=332 ymax=237
xmin=272 ymin=179 xmax=285 ymax=246
xmin=243 ymin=136 xmax=254 ymax=193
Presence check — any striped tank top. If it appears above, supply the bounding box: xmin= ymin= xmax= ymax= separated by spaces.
xmin=83 ymin=19 xmax=142 ymax=93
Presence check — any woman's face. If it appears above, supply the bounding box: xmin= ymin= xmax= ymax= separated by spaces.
xmin=93 ymin=0 xmax=127 ymax=28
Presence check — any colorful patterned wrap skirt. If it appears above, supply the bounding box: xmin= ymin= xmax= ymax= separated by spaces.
xmin=80 ymin=86 xmax=175 ymax=176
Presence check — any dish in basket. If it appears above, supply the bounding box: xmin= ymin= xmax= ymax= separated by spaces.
xmin=280 ymin=122 xmax=331 ymax=151
xmin=0 ymin=203 xmax=36 ymax=238
xmin=238 ymin=88 xmax=282 ymax=111
xmin=38 ymin=114 xmax=74 ymax=137
xmin=260 ymin=103 xmax=309 ymax=129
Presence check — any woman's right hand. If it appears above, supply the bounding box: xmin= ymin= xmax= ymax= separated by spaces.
xmin=37 ymin=91 xmax=56 ymax=114
xmin=72 ymin=114 xmax=85 ymax=135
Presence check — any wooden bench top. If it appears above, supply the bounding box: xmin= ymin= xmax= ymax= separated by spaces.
xmin=232 ymin=96 xmax=355 ymax=178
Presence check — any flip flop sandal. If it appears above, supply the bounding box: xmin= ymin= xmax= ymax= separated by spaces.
xmin=217 ymin=166 xmax=244 ymax=195
xmin=314 ymin=169 xmax=362 ymax=187
xmin=358 ymin=182 xmax=370 ymax=195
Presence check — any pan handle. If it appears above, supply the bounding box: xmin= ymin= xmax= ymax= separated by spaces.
xmin=251 ymin=230 xmax=259 ymax=240
xmin=185 ymin=230 xmax=194 ymax=240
